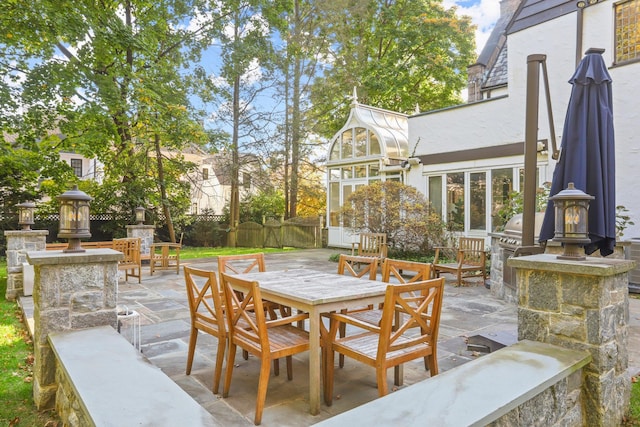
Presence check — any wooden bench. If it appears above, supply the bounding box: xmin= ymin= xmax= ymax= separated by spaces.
xmin=433 ymin=237 xmax=487 ymax=286
xmin=46 ymin=241 xmax=114 ymax=250
xmin=47 ymin=240 xmax=142 ymax=282
xmin=49 ymin=326 xmax=221 ymax=427
xmin=351 ymin=232 xmax=388 ymax=261
xmin=113 ymin=238 xmax=142 ymax=283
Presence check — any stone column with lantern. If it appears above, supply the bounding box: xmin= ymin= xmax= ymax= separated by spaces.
xmin=3 ymin=202 xmax=47 ymax=300
xmin=508 ymin=183 xmax=636 ymax=425
xmin=126 ymin=206 xmax=154 ymax=261
xmin=26 ymin=186 xmax=123 ymax=409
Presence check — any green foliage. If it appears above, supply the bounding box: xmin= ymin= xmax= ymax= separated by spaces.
xmin=240 ymin=189 xmax=286 ymax=224
xmin=341 ymin=181 xmax=449 ymax=253
xmin=309 ymin=0 xmax=476 ymax=138
xmin=616 ymin=205 xmax=635 ymax=238
xmin=494 ymin=184 xmax=551 ymax=231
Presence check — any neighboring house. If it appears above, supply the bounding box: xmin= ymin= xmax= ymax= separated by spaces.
xmin=58 ymin=151 xmax=104 ymax=183
xmin=326 ymin=0 xmax=640 ymax=248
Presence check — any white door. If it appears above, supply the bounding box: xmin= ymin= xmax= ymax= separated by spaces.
xmin=340 ymin=181 xmax=367 ymax=247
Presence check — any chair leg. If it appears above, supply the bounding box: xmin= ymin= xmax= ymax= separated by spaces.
xmin=286 ymin=356 xmax=293 ymax=380
xmin=273 ymin=359 xmax=280 ymax=376
xmin=223 ymin=343 xmax=237 ymax=398
xmin=427 ymin=352 xmax=438 ymax=376
xmin=213 ymin=336 xmax=226 ymax=394
xmin=338 ymin=323 xmax=346 ymax=368
xmin=186 ymin=326 xmax=198 ymax=375
xmin=376 ymin=367 xmax=389 ymax=397
xmin=254 ymin=356 xmax=272 ymax=425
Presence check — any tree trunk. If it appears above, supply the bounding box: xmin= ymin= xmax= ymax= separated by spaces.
xmin=289 ymin=0 xmax=301 ymax=219
xmin=154 ymin=133 xmax=176 ymax=243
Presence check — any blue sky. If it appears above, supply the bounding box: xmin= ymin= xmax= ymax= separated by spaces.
xmin=443 ymin=0 xmax=501 ymax=53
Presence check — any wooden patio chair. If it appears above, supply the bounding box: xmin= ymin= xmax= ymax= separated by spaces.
xmin=334 ymin=254 xmax=379 ymax=367
xmin=217 ymin=253 xmax=289 ymax=375
xmin=433 ymin=237 xmax=487 ymax=286
xmin=183 ymin=266 xmax=227 ymax=394
xmin=112 ymin=237 xmax=142 ymax=283
xmin=324 ymin=277 xmax=444 ymax=405
xmin=345 ymin=258 xmax=433 ymax=380
xmin=220 ymin=272 xmax=309 ymax=425
xmin=351 ymin=232 xmax=388 ymax=261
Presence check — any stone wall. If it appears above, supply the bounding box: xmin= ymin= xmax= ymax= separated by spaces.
xmin=126 ymin=224 xmax=154 ymax=259
xmin=509 ymin=254 xmax=635 ymax=425
xmin=54 ymin=361 xmax=92 ymax=427
xmin=489 ymin=371 xmax=583 ymax=426
xmin=4 ymin=230 xmax=48 ymax=300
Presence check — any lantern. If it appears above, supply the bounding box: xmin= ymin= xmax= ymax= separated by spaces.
xmin=135 ymin=206 xmax=146 ymax=225
xmin=17 ymin=201 xmax=36 ymax=231
xmin=550 ymin=182 xmax=594 ymax=260
xmin=57 ymin=185 xmax=92 ymax=253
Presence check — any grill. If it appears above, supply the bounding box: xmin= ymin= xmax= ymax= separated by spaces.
xmin=498 ymin=213 xmax=545 ymax=290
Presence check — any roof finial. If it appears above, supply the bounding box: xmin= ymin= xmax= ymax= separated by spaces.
xmin=352 ymin=86 xmax=358 ymax=106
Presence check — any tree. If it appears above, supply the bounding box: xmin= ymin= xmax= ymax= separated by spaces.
xmin=1 ymin=0 xmax=220 ymax=240
xmin=341 ymin=181 xmax=447 ymax=253
xmin=309 ymin=0 xmax=476 ymax=138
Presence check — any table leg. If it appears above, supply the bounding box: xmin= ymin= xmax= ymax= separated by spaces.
xmin=308 ymin=309 xmax=320 ymax=415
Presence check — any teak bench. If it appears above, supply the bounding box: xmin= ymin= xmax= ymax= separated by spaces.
xmin=433 ymin=237 xmax=487 ymax=286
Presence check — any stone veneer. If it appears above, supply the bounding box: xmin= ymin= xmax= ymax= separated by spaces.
xmin=27 ymin=249 xmax=123 ymax=410
xmin=508 ymin=254 xmax=635 ymax=426
xmin=126 ymin=224 xmax=155 ymax=259
xmin=4 ymin=230 xmax=48 ymax=300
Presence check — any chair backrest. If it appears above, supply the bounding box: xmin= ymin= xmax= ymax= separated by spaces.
xmin=113 ymin=238 xmax=141 ymax=264
xmin=357 ymin=233 xmax=387 ymax=258
xmin=220 ymin=272 xmax=267 ymax=352
xmin=458 ymin=237 xmax=486 ymax=266
xmin=376 ymin=278 xmax=445 ymax=360
xmin=184 ymin=266 xmax=226 ymax=334
xmin=337 ymin=254 xmax=378 ymax=280
xmin=381 ymin=258 xmax=431 ymax=284
xmin=217 ymin=253 xmax=266 ymax=275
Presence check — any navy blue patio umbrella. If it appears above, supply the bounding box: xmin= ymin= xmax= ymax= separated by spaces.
xmin=539 ymin=48 xmax=616 ymax=256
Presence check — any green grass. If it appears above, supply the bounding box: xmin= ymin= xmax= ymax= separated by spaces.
xmin=0 ymin=258 xmax=59 ymax=426
xmin=179 ymin=246 xmax=299 ymax=260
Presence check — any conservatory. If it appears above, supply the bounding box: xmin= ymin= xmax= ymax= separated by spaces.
xmin=326 ymin=94 xmax=411 ymax=249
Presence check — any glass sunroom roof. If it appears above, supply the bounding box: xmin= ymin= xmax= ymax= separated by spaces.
xmin=328 ymin=100 xmax=409 ymax=163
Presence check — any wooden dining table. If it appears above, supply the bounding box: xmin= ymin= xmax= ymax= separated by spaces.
xmin=232 ymin=268 xmax=389 ymax=416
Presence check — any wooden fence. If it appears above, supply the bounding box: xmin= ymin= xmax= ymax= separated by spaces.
xmin=238 ymin=217 xmax=323 ymax=249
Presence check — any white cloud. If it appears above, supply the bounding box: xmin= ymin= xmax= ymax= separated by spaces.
xmin=443 ymin=0 xmax=501 ymax=53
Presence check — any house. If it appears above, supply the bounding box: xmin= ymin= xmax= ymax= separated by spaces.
xmin=326 ymin=0 xmax=640 ymax=248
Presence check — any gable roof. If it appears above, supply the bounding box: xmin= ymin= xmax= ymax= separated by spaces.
xmin=507 ymin=0 xmax=576 ymax=35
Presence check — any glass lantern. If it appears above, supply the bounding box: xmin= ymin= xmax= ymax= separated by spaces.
xmin=135 ymin=206 xmax=146 ymax=225
xmin=57 ymin=185 xmax=92 ymax=253
xmin=17 ymin=201 xmax=36 ymax=231
xmin=550 ymin=182 xmax=594 ymax=260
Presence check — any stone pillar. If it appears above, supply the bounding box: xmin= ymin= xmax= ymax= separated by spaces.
xmin=4 ymin=230 xmax=48 ymax=300
xmin=27 ymin=249 xmax=123 ymax=410
xmin=126 ymin=224 xmax=155 ymax=260
xmin=509 ymin=254 xmax=636 ymax=426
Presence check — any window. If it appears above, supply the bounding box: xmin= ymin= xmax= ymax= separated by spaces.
xmin=615 ymin=0 xmax=640 ymax=64
xmin=355 ymin=127 xmax=367 ymax=157
xmin=329 ymin=182 xmax=340 ymax=226
xmin=470 ymin=172 xmax=486 ymax=230
xmin=491 ymin=168 xmax=513 ymax=231
xmin=447 ymin=173 xmax=465 ymax=230
xmin=70 ymin=159 xmax=82 ymax=178
xmin=341 ymin=130 xmax=353 ymax=158
xmin=243 ymin=172 xmax=251 ymax=190
xmin=428 ymin=176 xmax=443 ymax=219
xmin=202 ymin=168 xmax=209 ymax=180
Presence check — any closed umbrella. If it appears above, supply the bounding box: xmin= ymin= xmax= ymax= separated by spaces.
xmin=539 ymin=48 xmax=616 ymax=256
